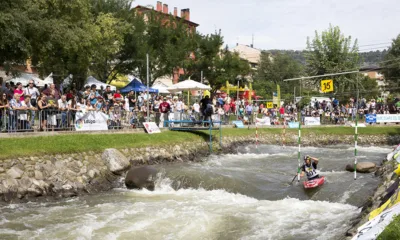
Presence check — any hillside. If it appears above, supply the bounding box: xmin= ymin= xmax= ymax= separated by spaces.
xmin=264 ymin=49 xmax=388 ymax=66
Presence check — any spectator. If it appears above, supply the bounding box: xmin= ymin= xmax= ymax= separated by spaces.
xmin=77 ymin=98 xmax=87 ymax=111
xmin=0 ymin=91 xmax=9 ymax=131
xmin=245 ymin=103 xmax=253 ymax=116
xmin=9 ymin=94 xmax=27 ymax=131
xmin=153 ymin=96 xmax=161 ymax=127
xmin=159 ymin=97 xmax=171 ymax=127
xmin=193 ymin=100 xmax=200 ymax=120
xmin=113 ymin=89 xmax=122 ymax=101
xmin=20 ymin=96 xmax=36 ymax=130
xmin=58 ymin=95 xmax=69 ymax=128
xmin=95 ymin=96 xmax=105 ymax=111
xmin=43 ymin=84 xmax=61 ymax=100
xmin=223 ymin=102 xmax=231 ymax=124
xmin=14 ymin=82 xmax=25 ymax=102
xmin=128 ymin=91 xmax=136 ymax=112
xmin=88 ymin=84 xmax=99 ymax=106
xmin=103 ymin=86 xmax=113 ymax=103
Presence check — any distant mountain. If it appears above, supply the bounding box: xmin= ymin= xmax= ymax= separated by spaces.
xmin=264 ymin=49 xmax=388 ymax=66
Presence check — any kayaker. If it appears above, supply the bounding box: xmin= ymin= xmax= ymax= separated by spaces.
xmin=300 ymin=155 xmax=320 ymax=180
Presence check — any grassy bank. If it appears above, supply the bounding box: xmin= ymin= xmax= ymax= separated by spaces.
xmin=378 ymin=213 xmax=400 ymax=239
xmin=0 ymin=126 xmax=399 ymax=159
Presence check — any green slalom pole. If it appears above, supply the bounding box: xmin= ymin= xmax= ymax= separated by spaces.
xmin=297 ymin=117 xmax=301 ymax=182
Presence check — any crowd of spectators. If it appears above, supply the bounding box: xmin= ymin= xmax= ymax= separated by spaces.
xmin=1 ymin=76 xmax=399 ymax=132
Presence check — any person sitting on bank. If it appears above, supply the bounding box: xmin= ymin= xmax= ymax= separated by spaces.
xmin=300 ymin=155 xmax=320 ymax=180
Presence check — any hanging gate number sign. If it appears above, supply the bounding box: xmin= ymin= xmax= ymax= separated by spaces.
xmin=321 ymin=79 xmax=334 ymax=93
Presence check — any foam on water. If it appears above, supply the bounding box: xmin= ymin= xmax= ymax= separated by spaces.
xmin=0 ymin=177 xmax=360 ymax=240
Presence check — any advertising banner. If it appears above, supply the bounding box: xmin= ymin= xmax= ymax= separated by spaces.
xmin=366 ymin=114 xmax=377 ymax=124
xmin=232 ymin=121 xmax=245 ymax=128
xmin=75 ymin=111 xmax=108 ymax=131
xmin=143 ymin=122 xmax=161 ymax=134
xmin=256 ymin=117 xmax=271 ymax=126
xmin=376 ymin=114 xmax=400 ymax=123
xmin=352 ymin=203 xmax=400 ymax=240
xmin=304 ymin=117 xmax=321 ymax=126
xmin=288 ymin=122 xmax=300 ymax=128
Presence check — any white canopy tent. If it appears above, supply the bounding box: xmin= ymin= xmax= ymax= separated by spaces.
xmin=85 ymin=76 xmax=116 ymax=91
xmin=151 ymin=82 xmax=170 ymax=94
xmin=43 ymin=73 xmax=54 ymax=85
xmin=6 ymin=73 xmax=44 ymax=87
xmin=166 ymin=79 xmax=211 ymax=92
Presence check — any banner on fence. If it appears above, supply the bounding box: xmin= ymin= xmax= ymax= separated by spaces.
xmin=304 ymin=117 xmax=321 ymax=126
xmin=352 ymin=203 xmax=400 ymax=240
xmin=288 ymin=122 xmax=300 ymax=128
xmin=256 ymin=117 xmax=271 ymax=126
xmin=366 ymin=114 xmax=377 ymax=123
xmin=233 ymin=121 xmax=245 ymax=128
xmin=143 ymin=122 xmax=161 ymax=134
xmin=376 ymin=114 xmax=400 ymax=123
xmin=75 ymin=111 xmax=108 ymax=131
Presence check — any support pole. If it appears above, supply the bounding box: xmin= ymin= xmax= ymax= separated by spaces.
xmin=219 ymin=121 xmax=222 ymax=147
xmin=283 ymin=117 xmax=286 ymax=147
xmin=209 ymin=120 xmax=212 ymax=153
xmin=146 ymin=53 xmax=150 ymax=122
xmin=355 ymin=80 xmax=359 ymax=180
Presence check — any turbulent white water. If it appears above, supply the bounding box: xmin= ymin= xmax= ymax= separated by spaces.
xmin=0 ymin=144 xmax=390 ymax=240
xmin=0 ymin=177 xmax=359 ymax=240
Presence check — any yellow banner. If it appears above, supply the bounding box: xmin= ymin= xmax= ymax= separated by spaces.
xmin=266 ymin=102 xmax=273 ymax=109
xmin=321 ymin=79 xmax=334 ymax=93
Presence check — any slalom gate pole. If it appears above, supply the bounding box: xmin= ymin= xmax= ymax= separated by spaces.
xmin=256 ymin=124 xmax=258 ymax=148
xmin=354 ymin=113 xmax=358 ymax=180
xmin=297 ymin=119 xmax=301 ymax=182
xmin=282 ymin=117 xmax=286 ymax=147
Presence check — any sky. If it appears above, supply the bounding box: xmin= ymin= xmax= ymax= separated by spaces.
xmin=136 ymin=0 xmax=400 ymax=51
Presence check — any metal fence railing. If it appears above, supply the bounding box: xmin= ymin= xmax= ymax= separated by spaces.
xmin=0 ymin=107 xmax=397 ymax=133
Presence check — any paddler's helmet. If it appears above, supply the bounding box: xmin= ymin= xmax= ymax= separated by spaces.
xmin=304 ymin=155 xmax=310 ymax=161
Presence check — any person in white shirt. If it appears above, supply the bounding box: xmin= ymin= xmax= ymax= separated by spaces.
xmin=58 ymin=95 xmax=69 ymax=128
xmin=176 ymin=98 xmax=183 ymax=113
xmin=24 ymin=80 xmax=40 ymax=126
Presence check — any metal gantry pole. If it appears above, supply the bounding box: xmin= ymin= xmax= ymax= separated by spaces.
xmin=146 ymin=54 xmax=150 ymax=122
xmin=354 ymin=79 xmax=359 ymax=180
xmin=297 ymin=120 xmax=301 ymax=182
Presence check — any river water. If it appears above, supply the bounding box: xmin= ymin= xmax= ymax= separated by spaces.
xmin=0 ymin=145 xmax=390 ymax=240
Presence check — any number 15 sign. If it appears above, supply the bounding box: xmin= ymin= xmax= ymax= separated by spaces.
xmin=321 ymin=79 xmax=334 ymax=93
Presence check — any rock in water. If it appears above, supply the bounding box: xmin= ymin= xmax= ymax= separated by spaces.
xmin=357 ymin=162 xmax=377 ymax=173
xmin=346 ymin=162 xmax=377 ymax=173
xmin=101 ymin=149 xmax=130 ymax=175
xmin=125 ymin=166 xmax=158 ymax=191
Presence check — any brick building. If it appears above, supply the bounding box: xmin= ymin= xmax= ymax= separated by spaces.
xmin=135 ymin=1 xmax=199 ymax=85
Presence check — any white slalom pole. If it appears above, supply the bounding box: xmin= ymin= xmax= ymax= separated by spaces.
xmin=256 ymin=124 xmax=258 ymax=148
xmin=297 ymin=119 xmax=301 ymax=182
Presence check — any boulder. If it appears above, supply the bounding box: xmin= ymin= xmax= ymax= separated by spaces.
xmin=346 ymin=162 xmax=377 ymax=173
xmin=125 ymin=166 xmax=158 ymax=191
xmin=6 ymin=166 xmax=24 ymax=179
xmin=34 ymin=170 xmax=44 ymax=180
xmin=102 ymin=149 xmax=130 ymax=175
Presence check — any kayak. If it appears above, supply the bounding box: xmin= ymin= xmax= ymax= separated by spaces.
xmin=303 ymin=176 xmax=325 ymax=189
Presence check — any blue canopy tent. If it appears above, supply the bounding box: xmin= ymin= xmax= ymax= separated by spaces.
xmin=120 ymin=78 xmax=159 ymax=94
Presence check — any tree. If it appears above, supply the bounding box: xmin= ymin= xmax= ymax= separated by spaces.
xmin=305 ymin=25 xmax=360 ymax=99
xmin=253 ymin=52 xmax=303 ymax=101
xmin=381 ymin=34 xmax=400 ymax=94
xmin=180 ymin=31 xmax=251 ymax=92
xmin=0 ymin=0 xmax=37 ymax=72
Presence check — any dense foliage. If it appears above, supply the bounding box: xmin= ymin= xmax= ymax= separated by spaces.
xmin=381 ymin=34 xmax=400 ymax=94
xmin=0 ymin=0 xmax=250 ymax=90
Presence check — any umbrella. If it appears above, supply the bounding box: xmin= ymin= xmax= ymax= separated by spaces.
xmin=167 ymin=80 xmax=211 ymax=92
